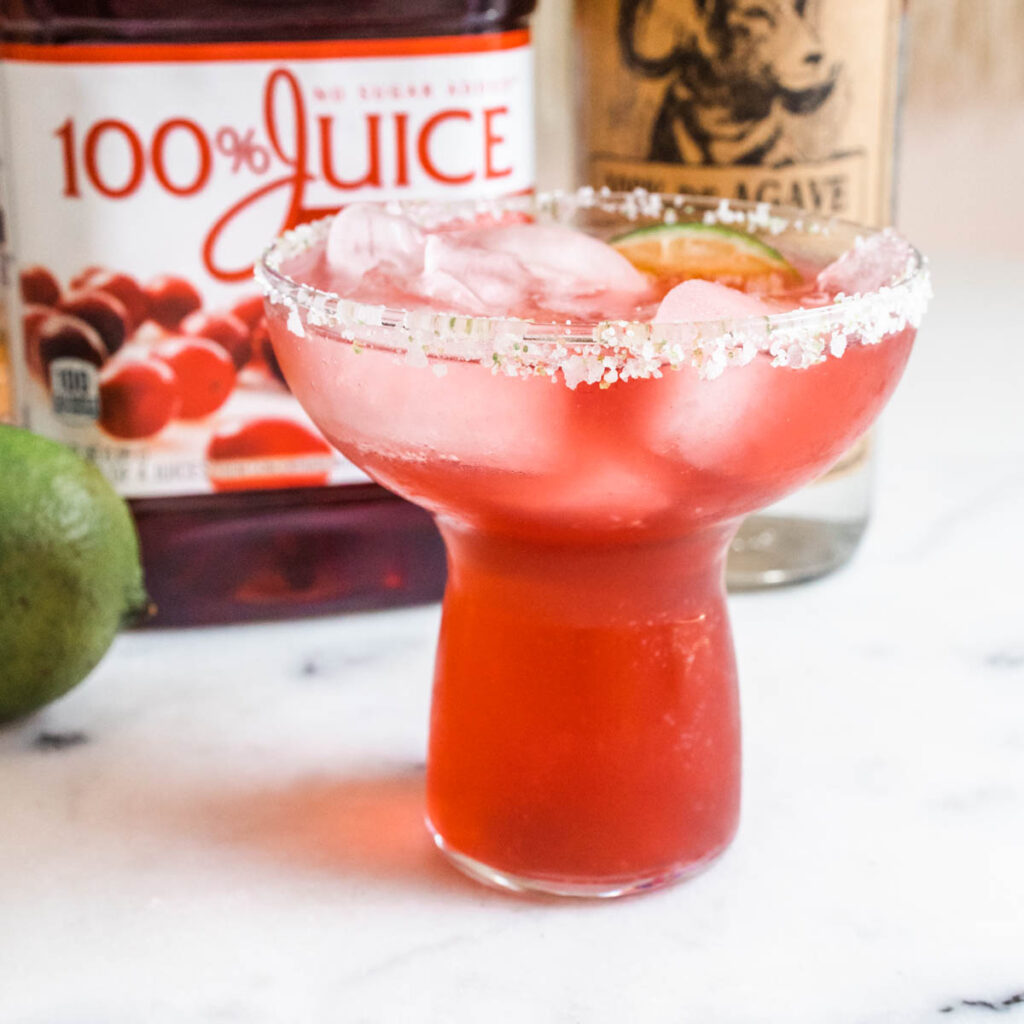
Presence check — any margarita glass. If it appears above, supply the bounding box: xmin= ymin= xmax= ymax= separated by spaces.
xmin=257 ymin=190 xmax=929 ymax=897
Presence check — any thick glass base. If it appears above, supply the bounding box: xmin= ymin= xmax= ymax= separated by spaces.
xmin=428 ymin=821 xmax=731 ymax=899
xmin=726 ymin=435 xmax=873 ymax=589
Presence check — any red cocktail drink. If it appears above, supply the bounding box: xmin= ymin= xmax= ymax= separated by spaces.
xmin=258 ymin=191 xmax=929 ymax=896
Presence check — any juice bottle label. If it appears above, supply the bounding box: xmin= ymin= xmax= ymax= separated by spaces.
xmin=575 ymin=0 xmax=901 ymax=224
xmin=0 ymin=33 xmax=534 ymax=496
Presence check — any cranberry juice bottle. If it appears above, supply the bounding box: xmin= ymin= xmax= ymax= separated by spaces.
xmin=0 ymin=0 xmax=535 ymax=624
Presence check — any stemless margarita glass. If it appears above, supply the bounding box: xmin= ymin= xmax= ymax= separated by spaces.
xmin=257 ymin=190 xmax=930 ymax=898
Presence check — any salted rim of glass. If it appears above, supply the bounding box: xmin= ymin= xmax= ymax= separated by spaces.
xmin=255 ymin=188 xmax=931 ymax=388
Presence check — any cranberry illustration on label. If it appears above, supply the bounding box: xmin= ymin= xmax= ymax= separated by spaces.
xmin=58 ymin=290 xmax=129 ymax=355
xmin=37 ymin=314 xmax=108 ymax=380
xmin=22 ymin=305 xmax=53 ymax=381
xmin=74 ymin=270 xmax=150 ymax=331
xmin=20 ymin=265 xmax=61 ymax=308
xmin=229 ymin=294 xmax=265 ymax=331
xmin=206 ymin=417 xmax=332 ymax=491
xmin=253 ymin=318 xmax=288 ymax=388
xmin=69 ymin=266 xmax=104 ymax=290
xmin=98 ymin=354 xmax=180 ymax=440
xmin=152 ymin=336 xmax=236 ymax=419
xmin=180 ymin=310 xmax=252 ymax=369
xmin=144 ymin=275 xmax=203 ymax=329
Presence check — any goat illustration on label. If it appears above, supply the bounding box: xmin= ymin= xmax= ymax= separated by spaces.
xmin=618 ymin=0 xmax=847 ymax=168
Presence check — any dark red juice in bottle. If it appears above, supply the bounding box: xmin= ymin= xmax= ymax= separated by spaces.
xmin=0 ymin=0 xmax=536 ymax=624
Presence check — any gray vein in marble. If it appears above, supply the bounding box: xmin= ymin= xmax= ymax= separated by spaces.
xmin=31 ymin=730 xmax=89 ymax=751
xmin=294 ymin=636 xmax=426 ymax=682
xmin=940 ymin=991 xmax=1024 ymax=1014
xmin=330 ymin=925 xmax=509 ymax=990
xmin=985 ymin=652 xmax=1024 ymax=671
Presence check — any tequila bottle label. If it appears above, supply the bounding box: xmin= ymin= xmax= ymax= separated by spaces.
xmin=576 ymin=0 xmax=902 ymax=225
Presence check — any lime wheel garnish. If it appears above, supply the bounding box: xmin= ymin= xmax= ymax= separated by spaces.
xmin=611 ymin=222 xmax=799 ymax=287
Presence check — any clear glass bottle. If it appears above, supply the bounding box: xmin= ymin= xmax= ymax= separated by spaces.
xmin=0 ymin=0 xmax=536 ymax=624
xmin=572 ymin=0 xmax=905 ymax=586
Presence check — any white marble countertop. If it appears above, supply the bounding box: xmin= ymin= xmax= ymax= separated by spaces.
xmin=2 ymin=253 xmax=1022 ymax=1023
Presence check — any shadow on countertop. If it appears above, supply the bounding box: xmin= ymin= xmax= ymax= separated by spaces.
xmin=146 ymin=766 xmax=493 ymax=900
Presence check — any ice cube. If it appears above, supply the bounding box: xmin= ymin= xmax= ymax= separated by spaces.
xmin=289 ymin=334 xmax=572 ymax=484
xmin=535 ymin=455 xmax=675 ymax=527
xmin=416 ymin=234 xmax=530 ymax=313
xmin=325 ymin=205 xmax=426 ymax=281
xmin=816 ymin=229 xmax=915 ymax=296
xmin=643 ymin=282 xmax=778 ymax=473
xmin=647 ymin=359 xmax=770 ymax=474
xmin=414 ymin=268 xmax=486 ymax=313
xmin=645 ymin=282 xmax=782 ymax=475
xmin=654 ymin=279 xmax=782 ymax=323
xmin=461 ymin=223 xmax=649 ymax=298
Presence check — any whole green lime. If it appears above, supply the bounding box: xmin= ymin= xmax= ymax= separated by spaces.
xmin=0 ymin=425 xmax=149 ymax=722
